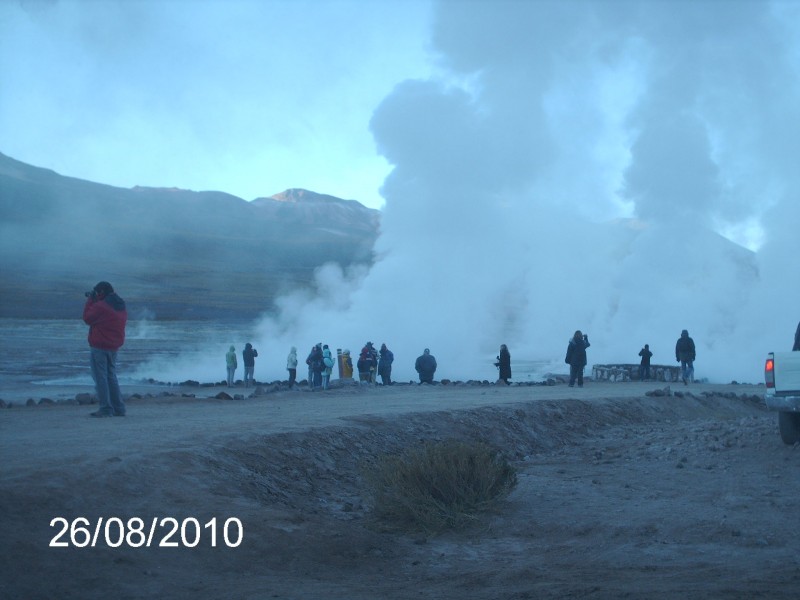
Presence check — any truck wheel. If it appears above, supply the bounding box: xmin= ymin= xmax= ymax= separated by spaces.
xmin=778 ymin=412 xmax=800 ymax=445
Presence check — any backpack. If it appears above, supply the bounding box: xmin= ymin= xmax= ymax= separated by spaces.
xmin=323 ymin=356 xmax=334 ymax=368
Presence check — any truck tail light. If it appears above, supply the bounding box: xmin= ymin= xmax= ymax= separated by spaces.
xmin=765 ymin=357 xmax=775 ymax=388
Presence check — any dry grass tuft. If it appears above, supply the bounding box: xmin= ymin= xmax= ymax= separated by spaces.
xmin=365 ymin=439 xmax=517 ymax=532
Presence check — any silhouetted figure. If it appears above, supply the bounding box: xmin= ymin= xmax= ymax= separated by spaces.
xmin=565 ymin=330 xmax=590 ymax=387
xmin=496 ymin=344 xmax=511 ymax=384
xmin=243 ymin=342 xmax=258 ymax=387
xmin=378 ymin=343 xmax=394 ymax=385
xmin=307 ymin=344 xmax=323 ymax=390
xmin=675 ymin=330 xmax=696 ymax=385
xmin=305 ymin=345 xmax=315 ymax=388
xmin=638 ymin=344 xmax=653 ymax=381
xmin=794 ymin=321 xmax=800 ymax=351
xmin=415 ymin=348 xmax=437 ymax=384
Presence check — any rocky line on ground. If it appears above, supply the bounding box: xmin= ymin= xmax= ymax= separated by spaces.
xmin=0 ymin=377 xmax=763 ymax=409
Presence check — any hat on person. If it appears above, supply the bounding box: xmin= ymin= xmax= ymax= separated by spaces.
xmin=94 ymin=281 xmax=114 ymax=295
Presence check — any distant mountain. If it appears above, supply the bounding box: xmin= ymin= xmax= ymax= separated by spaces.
xmin=0 ymin=152 xmax=380 ymax=319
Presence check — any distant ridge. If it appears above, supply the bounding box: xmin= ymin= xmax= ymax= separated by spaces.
xmin=0 ymin=152 xmax=380 ymax=319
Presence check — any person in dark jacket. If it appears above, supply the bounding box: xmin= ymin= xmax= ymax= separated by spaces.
xmin=243 ymin=342 xmax=258 ymax=387
xmin=378 ymin=343 xmax=394 ymax=386
xmin=83 ymin=281 xmax=127 ymax=417
xmin=638 ymin=344 xmax=653 ymax=381
xmin=496 ymin=344 xmax=511 ymax=384
xmin=675 ymin=329 xmax=696 ymax=385
xmin=357 ymin=342 xmax=377 ymax=384
xmin=415 ymin=348 xmax=437 ymax=384
xmin=306 ymin=344 xmax=324 ymax=390
xmin=794 ymin=321 xmax=800 ymax=351
xmin=565 ymin=330 xmax=590 ymax=387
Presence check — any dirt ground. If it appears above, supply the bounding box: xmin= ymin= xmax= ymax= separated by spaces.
xmin=2 ymin=380 xmax=799 ymax=599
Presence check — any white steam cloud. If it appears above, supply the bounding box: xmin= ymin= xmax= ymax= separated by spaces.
xmin=146 ymin=0 xmax=800 ymax=385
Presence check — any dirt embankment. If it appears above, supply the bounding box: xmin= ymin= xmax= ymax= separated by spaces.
xmin=2 ymin=384 xmax=799 ymax=599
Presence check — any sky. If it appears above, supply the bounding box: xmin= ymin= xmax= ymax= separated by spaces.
xmin=4 ymin=0 xmax=800 ymax=385
xmin=0 ymin=0 xmax=434 ymax=209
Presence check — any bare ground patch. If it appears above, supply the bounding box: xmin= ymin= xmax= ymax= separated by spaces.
xmin=3 ymin=391 xmax=800 ymax=599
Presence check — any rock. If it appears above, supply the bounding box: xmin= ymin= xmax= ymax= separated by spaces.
xmin=233 ymin=394 xmax=245 ymax=400
xmin=26 ymin=399 xmax=36 ymax=407
xmin=215 ymin=391 xmax=233 ymax=400
xmin=75 ymin=393 xmax=95 ymax=405
xmin=180 ymin=380 xmax=200 ymax=387
xmin=0 ymin=399 xmax=6 ymax=408
xmin=38 ymin=398 xmax=55 ymax=406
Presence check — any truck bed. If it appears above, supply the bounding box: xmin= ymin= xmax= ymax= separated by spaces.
xmin=769 ymin=351 xmax=800 ymax=394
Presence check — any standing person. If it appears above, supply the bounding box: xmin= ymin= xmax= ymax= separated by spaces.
xmin=306 ymin=345 xmax=315 ymax=388
xmin=82 ymin=281 xmax=127 ymax=417
xmin=307 ymin=344 xmax=323 ymax=390
xmin=675 ymin=329 xmax=696 ymax=385
xmin=368 ymin=343 xmax=379 ymax=384
xmin=243 ymin=342 xmax=258 ymax=387
xmin=287 ymin=346 xmax=298 ymax=388
xmin=638 ymin=344 xmax=653 ymax=381
xmin=565 ymin=330 xmax=590 ymax=388
xmin=415 ymin=348 xmax=437 ymax=384
xmin=341 ymin=349 xmax=354 ymax=379
xmin=321 ymin=344 xmax=334 ymax=390
xmin=793 ymin=321 xmax=800 ymax=351
xmin=226 ymin=345 xmax=238 ymax=387
xmin=496 ymin=344 xmax=511 ymax=385
xmin=357 ymin=342 xmax=376 ymax=384
xmin=378 ymin=343 xmax=394 ymax=386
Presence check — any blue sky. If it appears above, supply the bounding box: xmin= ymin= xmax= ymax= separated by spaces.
xmin=0 ymin=0 xmax=434 ymax=209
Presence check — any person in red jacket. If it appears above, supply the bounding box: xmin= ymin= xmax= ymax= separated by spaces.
xmin=83 ymin=281 xmax=127 ymax=417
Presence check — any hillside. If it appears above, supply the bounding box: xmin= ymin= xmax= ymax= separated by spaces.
xmin=0 ymin=152 xmax=380 ymax=319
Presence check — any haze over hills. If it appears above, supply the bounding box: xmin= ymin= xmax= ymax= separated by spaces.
xmin=0 ymin=152 xmax=380 ymax=319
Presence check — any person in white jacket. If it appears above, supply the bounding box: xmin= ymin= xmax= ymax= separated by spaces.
xmin=287 ymin=347 xmax=298 ymax=388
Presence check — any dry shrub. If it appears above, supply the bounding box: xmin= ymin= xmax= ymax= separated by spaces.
xmin=365 ymin=439 xmax=517 ymax=532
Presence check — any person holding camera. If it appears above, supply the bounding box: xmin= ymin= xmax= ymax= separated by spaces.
xmin=565 ymin=330 xmax=590 ymax=387
xmin=82 ymin=281 xmax=127 ymax=417
xmin=242 ymin=342 xmax=258 ymax=387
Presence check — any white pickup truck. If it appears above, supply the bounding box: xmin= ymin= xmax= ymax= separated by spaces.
xmin=764 ymin=351 xmax=800 ymax=444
